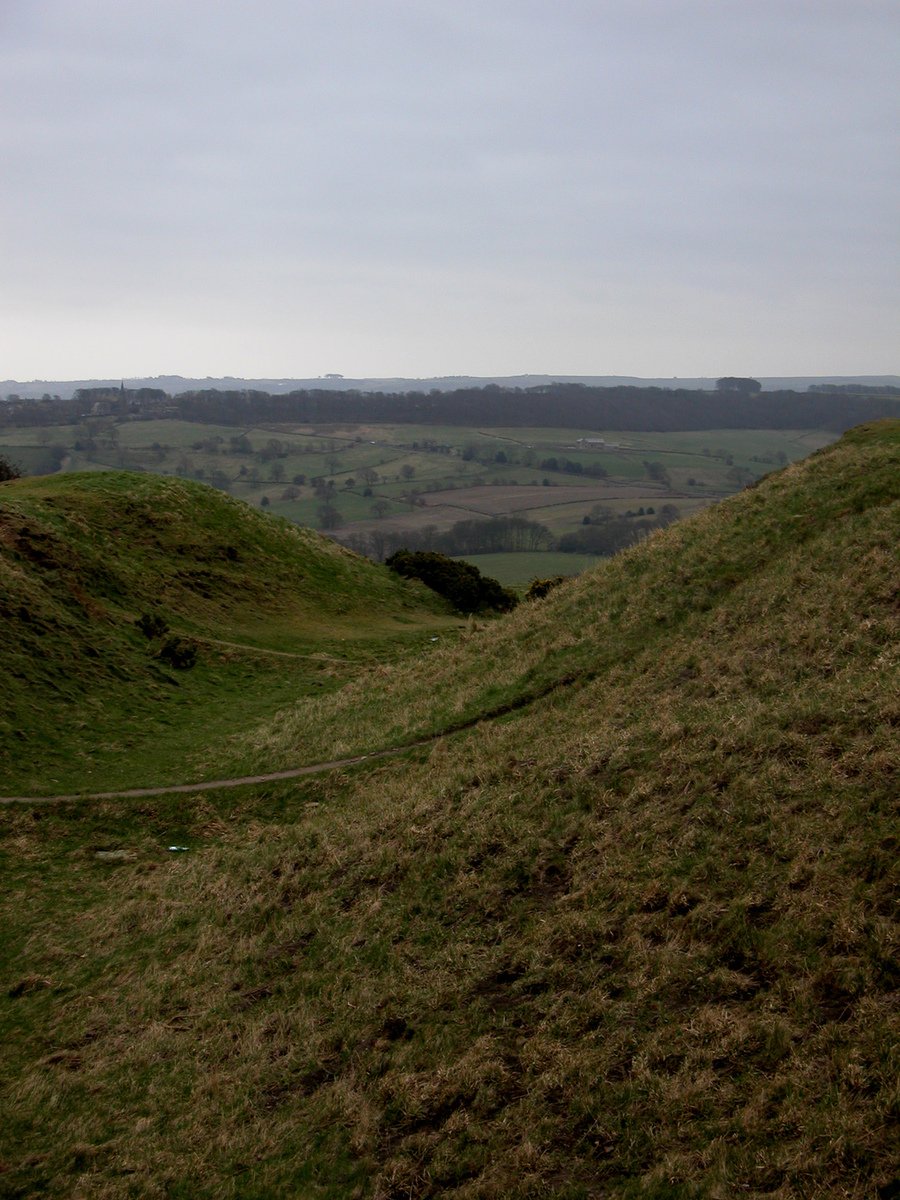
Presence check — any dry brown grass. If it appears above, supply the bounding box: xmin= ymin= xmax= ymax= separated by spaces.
xmin=1 ymin=422 xmax=898 ymax=1197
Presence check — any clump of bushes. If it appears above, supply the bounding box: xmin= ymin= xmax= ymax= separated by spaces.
xmin=386 ymin=550 xmax=517 ymax=614
xmin=135 ymin=612 xmax=197 ymax=669
xmin=525 ymin=575 xmax=565 ymax=601
xmin=157 ymin=636 xmax=197 ymax=670
xmin=135 ymin=612 xmax=168 ymax=639
xmin=0 ymin=455 xmax=21 ymax=481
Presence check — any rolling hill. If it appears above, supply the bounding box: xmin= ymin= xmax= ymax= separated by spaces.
xmin=0 ymin=471 xmax=455 ymax=794
xmin=1 ymin=422 xmax=897 ymax=1197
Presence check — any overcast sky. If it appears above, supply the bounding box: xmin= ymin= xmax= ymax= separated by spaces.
xmin=1 ymin=0 xmax=897 ymax=381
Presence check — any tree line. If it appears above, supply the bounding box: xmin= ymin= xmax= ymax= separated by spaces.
xmin=3 ymin=382 xmax=898 ymax=433
xmin=336 ymin=507 xmax=680 ymax=563
xmin=170 ymin=383 xmax=900 ymax=434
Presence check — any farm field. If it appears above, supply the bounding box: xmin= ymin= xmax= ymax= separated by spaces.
xmin=452 ymin=551 xmax=604 ymax=588
xmin=419 ymin=482 xmax=653 ymax=515
xmin=0 ymin=416 xmax=836 ymax=578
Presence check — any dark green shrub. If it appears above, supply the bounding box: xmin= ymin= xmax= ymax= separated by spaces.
xmin=157 ymin=636 xmax=197 ymax=669
xmin=0 ymin=455 xmax=21 ymax=482
xmin=136 ymin=612 xmax=169 ymax=639
xmin=525 ymin=575 xmax=565 ymax=601
xmin=386 ymin=550 xmax=517 ymax=614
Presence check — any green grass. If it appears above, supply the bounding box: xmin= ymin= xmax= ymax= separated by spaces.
xmin=0 ymin=471 xmax=459 ymax=794
xmin=453 ymin=551 xmax=604 ymax=588
xmin=0 ymin=421 xmax=897 ymax=1197
xmin=206 ymin=421 xmax=897 ymax=778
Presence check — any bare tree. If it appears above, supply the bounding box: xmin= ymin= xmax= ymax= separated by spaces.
xmin=318 ymin=502 xmax=343 ymax=529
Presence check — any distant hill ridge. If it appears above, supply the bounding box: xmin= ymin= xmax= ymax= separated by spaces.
xmin=3 ymin=378 xmax=899 ymax=434
xmin=4 ymin=372 xmax=899 ymax=401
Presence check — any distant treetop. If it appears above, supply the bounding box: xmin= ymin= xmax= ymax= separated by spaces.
xmin=715 ymin=377 xmax=762 ymax=394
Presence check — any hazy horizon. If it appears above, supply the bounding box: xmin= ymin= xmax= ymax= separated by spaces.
xmin=5 ymin=371 xmax=900 ymax=405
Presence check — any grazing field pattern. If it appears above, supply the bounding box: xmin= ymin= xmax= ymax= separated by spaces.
xmin=0 ymin=412 xmax=837 ymax=582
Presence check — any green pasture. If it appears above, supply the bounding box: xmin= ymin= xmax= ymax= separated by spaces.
xmin=454 ymin=551 xmax=604 ymax=588
xmin=0 ymin=418 xmax=840 ymax=549
xmin=115 ymin=420 xmax=252 ymax=447
xmin=267 ymin=491 xmax=412 ymax=526
xmin=0 ymin=422 xmax=82 ymax=446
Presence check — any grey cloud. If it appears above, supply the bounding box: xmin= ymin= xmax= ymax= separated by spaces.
xmin=1 ymin=0 xmax=897 ymax=377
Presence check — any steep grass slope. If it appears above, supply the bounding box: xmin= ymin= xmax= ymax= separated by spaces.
xmin=0 ymin=471 xmax=453 ymax=793
xmin=1 ymin=424 xmax=897 ymax=1198
xmin=222 ymin=420 xmax=900 ymax=777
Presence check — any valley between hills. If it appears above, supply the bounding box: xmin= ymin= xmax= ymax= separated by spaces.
xmin=0 ymin=421 xmax=897 ymax=1198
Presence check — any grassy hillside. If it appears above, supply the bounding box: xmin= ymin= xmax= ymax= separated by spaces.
xmin=0 ymin=471 xmax=456 ymax=794
xmin=217 ymin=420 xmax=900 ymax=779
xmin=1 ymin=423 xmax=897 ymax=1197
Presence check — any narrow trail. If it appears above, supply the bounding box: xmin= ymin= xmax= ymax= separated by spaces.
xmin=0 ymin=741 xmax=433 ymax=806
xmin=192 ymin=635 xmax=345 ymax=663
xmin=0 ymin=672 xmax=582 ymax=806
